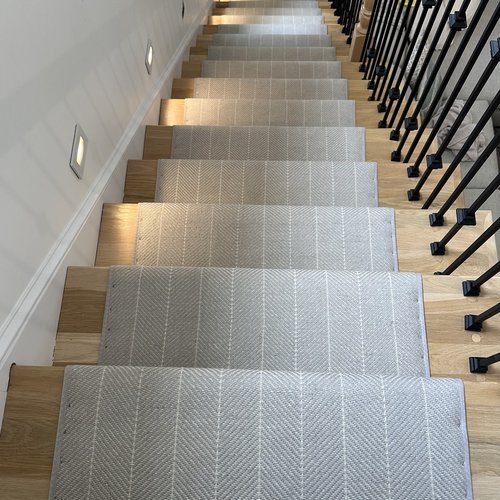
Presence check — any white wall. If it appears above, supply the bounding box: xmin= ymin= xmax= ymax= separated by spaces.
xmin=0 ymin=0 xmax=212 ymax=421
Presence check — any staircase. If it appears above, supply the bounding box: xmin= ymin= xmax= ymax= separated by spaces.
xmin=0 ymin=1 xmax=499 ymax=499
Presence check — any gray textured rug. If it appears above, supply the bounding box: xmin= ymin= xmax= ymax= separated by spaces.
xmin=135 ymin=204 xmax=398 ymax=271
xmin=201 ymin=60 xmax=342 ymax=79
xmin=170 ymin=126 xmax=365 ymax=161
xmin=193 ymin=78 xmax=349 ymax=100
xmin=183 ymin=99 xmax=355 ymax=127
xmin=50 ymin=366 xmax=472 ymax=500
xmin=155 ymin=159 xmax=377 ymax=206
xmin=220 ymin=7 xmax=322 ymax=15
xmin=225 ymin=0 xmax=320 ymax=6
xmin=207 ymin=46 xmax=336 ymax=61
xmin=217 ymin=24 xmax=328 ymax=34
xmin=213 ymin=15 xmax=325 ymax=24
xmin=101 ymin=267 xmax=428 ymax=376
xmin=211 ymin=33 xmax=332 ymax=47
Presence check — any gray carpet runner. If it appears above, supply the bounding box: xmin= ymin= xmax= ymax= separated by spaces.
xmin=50 ymin=366 xmax=472 ymax=500
xmin=207 ymin=46 xmax=336 ymax=61
xmin=101 ymin=267 xmax=428 ymax=376
xmin=201 ymin=60 xmax=341 ymax=79
xmin=211 ymin=15 xmax=325 ymax=25
xmin=217 ymin=24 xmax=328 ymax=34
xmin=135 ymin=204 xmax=398 ymax=271
xmin=155 ymin=159 xmax=377 ymax=206
xmin=218 ymin=7 xmax=322 ymax=15
xmin=183 ymin=99 xmax=355 ymax=127
xmin=192 ymin=78 xmax=348 ymax=100
xmin=211 ymin=33 xmax=332 ymax=47
xmin=170 ymin=126 xmax=365 ymax=161
xmin=225 ymin=0 xmax=321 ymax=6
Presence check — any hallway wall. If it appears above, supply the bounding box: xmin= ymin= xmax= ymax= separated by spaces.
xmin=0 ymin=0 xmax=211 ymax=420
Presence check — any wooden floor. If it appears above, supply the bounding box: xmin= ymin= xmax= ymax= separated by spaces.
xmin=1 ymin=6 xmax=499 ymax=500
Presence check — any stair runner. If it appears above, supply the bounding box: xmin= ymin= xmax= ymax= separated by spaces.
xmin=201 ymin=60 xmax=342 ymax=78
xmin=192 ymin=77 xmax=349 ymax=99
xmin=155 ymin=159 xmax=378 ymax=206
xmin=206 ymin=46 xmax=336 ymax=60
xmin=50 ymin=1 xmax=473 ymax=499
xmin=183 ymin=98 xmax=356 ymax=126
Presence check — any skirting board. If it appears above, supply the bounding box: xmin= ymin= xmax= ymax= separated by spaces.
xmin=0 ymin=1 xmax=213 ymax=428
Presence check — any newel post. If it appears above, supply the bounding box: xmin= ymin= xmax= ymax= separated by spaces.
xmin=350 ymin=0 xmax=375 ymax=61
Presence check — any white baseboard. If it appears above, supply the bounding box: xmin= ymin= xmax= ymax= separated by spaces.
xmin=0 ymin=4 xmax=211 ymax=423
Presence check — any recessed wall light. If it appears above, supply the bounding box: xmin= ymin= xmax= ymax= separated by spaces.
xmin=69 ymin=124 xmax=88 ymax=179
xmin=145 ymin=40 xmax=153 ymax=74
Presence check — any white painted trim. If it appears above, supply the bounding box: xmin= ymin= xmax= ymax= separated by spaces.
xmin=0 ymin=4 xmax=211 ymax=389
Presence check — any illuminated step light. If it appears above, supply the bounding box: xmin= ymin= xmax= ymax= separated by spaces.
xmin=69 ymin=124 xmax=88 ymax=179
xmin=145 ymin=40 xmax=153 ymax=74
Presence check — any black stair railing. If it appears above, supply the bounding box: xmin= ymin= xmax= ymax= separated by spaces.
xmin=377 ymin=0 xmax=421 ymax=117
xmin=428 ymin=132 xmax=500 ymax=255
xmin=390 ymin=0 xmax=464 ymax=156
xmin=469 ymin=352 xmax=500 ymax=373
xmin=366 ymin=0 xmax=399 ymax=88
xmin=421 ymin=89 xmax=500 ymax=215
xmin=403 ymin=2 xmax=498 ymax=175
xmin=363 ymin=0 xmax=391 ymax=80
xmin=359 ymin=0 xmax=382 ymax=71
xmin=434 ymin=216 xmax=500 ymax=276
xmin=367 ymin=0 xmax=405 ymax=98
xmin=462 ymin=261 xmax=500 ymax=297
xmin=381 ymin=1 xmax=439 ymax=129
xmin=347 ymin=0 xmax=364 ymax=44
xmin=465 ymin=302 xmax=500 ymax=331
xmin=373 ymin=0 xmax=415 ymax=105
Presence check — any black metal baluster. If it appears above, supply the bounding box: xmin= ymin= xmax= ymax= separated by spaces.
xmin=342 ymin=0 xmax=355 ymax=33
xmin=434 ymin=216 xmax=500 ymax=276
xmin=465 ymin=302 xmax=500 ymax=331
xmin=360 ymin=0 xmax=382 ymax=72
xmin=462 ymin=261 xmax=500 ymax=297
xmin=378 ymin=0 xmax=421 ymax=117
xmin=392 ymin=0 xmax=477 ymax=162
xmin=367 ymin=0 xmax=399 ymax=88
xmin=374 ymin=0 xmax=414 ymax=104
xmin=347 ymin=0 xmax=364 ymax=44
xmin=384 ymin=1 xmax=439 ymax=131
xmin=429 ymin=135 xmax=500 ymax=255
xmin=422 ymin=90 xmax=500 ymax=215
xmin=469 ymin=352 xmax=500 ymax=373
xmin=390 ymin=0 xmax=460 ymax=154
xmin=363 ymin=0 xmax=390 ymax=80
xmin=404 ymin=2 xmax=497 ymax=174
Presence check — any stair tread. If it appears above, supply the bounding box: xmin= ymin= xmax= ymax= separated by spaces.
xmin=49 ymin=366 xmax=472 ymax=500
xmin=209 ymin=15 xmax=326 ymax=24
xmin=216 ymin=23 xmax=328 ymax=34
xmin=155 ymin=158 xmax=376 ymax=205
xmin=135 ymin=203 xmax=397 ymax=271
xmin=171 ymin=125 xmax=365 ymax=161
xmin=211 ymin=33 xmax=332 ymax=47
xmin=192 ymin=77 xmax=348 ymax=99
xmin=207 ymin=45 xmax=336 ymax=60
xmin=100 ymin=266 xmax=428 ymax=374
xmin=217 ymin=7 xmax=322 ymax=15
xmin=201 ymin=60 xmax=342 ymax=79
xmin=183 ymin=98 xmax=355 ymax=126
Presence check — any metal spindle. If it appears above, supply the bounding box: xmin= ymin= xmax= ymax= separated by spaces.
xmin=347 ymin=0 xmax=364 ymax=44
xmin=373 ymin=0 xmax=414 ymax=104
xmin=465 ymin=302 xmax=500 ymax=332
xmin=360 ymin=0 xmax=383 ymax=71
xmin=404 ymin=2 xmax=498 ymax=172
xmin=363 ymin=0 xmax=390 ymax=79
xmin=469 ymin=352 xmax=500 ymax=373
xmin=378 ymin=0 xmax=421 ymax=116
xmin=383 ymin=1 xmax=439 ymax=130
xmin=389 ymin=0 xmax=458 ymax=150
xmin=422 ymin=90 xmax=500 ymax=215
xmin=367 ymin=0 xmax=400 ymax=87
xmin=462 ymin=261 xmax=500 ymax=297
xmin=434 ymin=216 xmax=500 ymax=276
xmin=429 ymin=136 xmax=500 ymax=255
xmin=392 ymin=0 xmax=476 ymax=161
